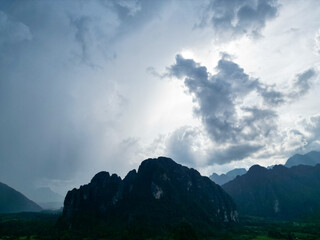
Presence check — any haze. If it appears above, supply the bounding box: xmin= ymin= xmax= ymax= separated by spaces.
xmin=0 ymin=0 xmax=319 ymax=197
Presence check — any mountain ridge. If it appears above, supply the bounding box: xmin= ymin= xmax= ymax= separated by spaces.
xmin=210 ymin=168 xmax=247 ymax=185
xmin=0 ymin=182 xmax=42 ymax=213
xmin=60 ymin=157 xmax=238 ymax=232
xmin=222 ymin=163 xmax=320 ymax=219
xmin=285 ymin=151 xmax=320 ymax=168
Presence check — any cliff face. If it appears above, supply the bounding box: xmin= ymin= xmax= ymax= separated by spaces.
xmin=61 ymin=157 xmax=237 ymax=230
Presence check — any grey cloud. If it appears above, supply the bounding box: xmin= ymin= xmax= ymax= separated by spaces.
xmin=169 ymin=54 xmax=208 ymax=80
xmin=258 ymin=68 xmax=317 ymax=105
xmin=240 ymin=107 xmax=277 ymax=140
xmin=164 ymin=126 xmax=263 ymax=166
xmin=289 ymin=68 xmax=317 ymax=99
xmin=71 ymin=16 xmax=94 ymax=64
xmin=68 ymin=0 xmax=165 ymax=66
xmin=67 ymin=1 xmax=121 ymax=66
xmin=166 ymin=54 xmax=281 ymax=165
xmin=304 ymin=115 xmax=320 ymax=144
xmin=0 ymin=10 xmax=32 ymax=45
xmin=168 ymin=54 xmax=319 ymax=166
xmin=110 ymin=0 xmax=142 ymax=17
xmin=257 ymin=85 xmax=285 ymax=106
xmin=200 ymin=0 xmax=279 ymax=39
xmin=208 ymin=144 xmax=263 ymax=165
xmin=166 ymin=126 xmax=202 ymax=167
xmin=169 ymin=54 xmax=277 ymax=145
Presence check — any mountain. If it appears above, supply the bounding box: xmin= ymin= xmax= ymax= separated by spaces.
xmin=60 ymin=157 xmax=237 ymax=233
xmin=285 ymin=151 xmax=320 ymax=168
xmin=222 ymin=164 xmax=320 ymax=219
xmin=0 ymin=182 xmax=42 ymax=213
xmin=210 ymin=168 xmax=247 ymax=185
xmin=26 ymin=187 xmax=64 ymax=210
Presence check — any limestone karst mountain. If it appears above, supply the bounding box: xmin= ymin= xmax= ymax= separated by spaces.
xmin=60 ymin=157 xmax=237 ymax=232
xmin=223 ymin=164 xmax=320 ymax=219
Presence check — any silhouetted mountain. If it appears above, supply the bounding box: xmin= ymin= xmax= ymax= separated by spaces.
xmin=0 ymin=182 xmax=42 ymax=213
xmin=210 ymin=168 xmax=247 ymax=185
xmin=285 ymin=151 xmax=320 ymax=168
xmin=222 ymin=164 xmax=320 ymax=219
xmin=60 ymin=157 xmax=237 ymax=232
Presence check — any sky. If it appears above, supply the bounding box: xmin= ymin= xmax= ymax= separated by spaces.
xmin=0 ymin=0 xmax=319 ymax=196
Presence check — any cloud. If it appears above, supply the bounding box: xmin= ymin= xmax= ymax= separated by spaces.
xmin=208 ymin=144 xmax=263 ymax=165
xmin=167 ymin=54 xmax=319 ymax=166
xmin=199 ymin=0 xmax=279 ymax=40
xmin=112 ymin=0 xmax=142 ymax=17
xmin=67 ymin=1 xmax=121 ymax=66
xmin=0 ymin=11 xmax=32 ymax=45
xmin=277 ymin=115 xmax=320 ymax=157
xmin=257 ymin=85 xmax=285 ymax=106
xmin=258 ymin=68 xmax=317 ymax=105
xmin=169 ymin=54 xmax=277 ymax=145
xmin=315 ymin=29 xmax=320 ymax=55
xmin=288 ymin=68 xmax=317 ymax=99
xmin=161 ymin=126 xmax=263 ymax=167
xmin=165 ymin=127 xmax=202 ymax=167
xmin=302 ymin=115 xmax=320 ymax=146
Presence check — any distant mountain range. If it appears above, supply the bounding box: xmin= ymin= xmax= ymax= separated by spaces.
xmin=285 ymin=151 xmax=320 ymax=168
xmin=222 ymin=164 xmax=320 ymax=219
xmin=211 ymin=151 xmax=320 ymax=186
xmin=0 ymin=182 xmax=42 ymax=213
xmin=210 ymin=168 xmax=247 ymax=185
xmin=26 ymin=187 xmax=64 ymax=210
xmin=60 ymin=157 xmax=237 ymax=232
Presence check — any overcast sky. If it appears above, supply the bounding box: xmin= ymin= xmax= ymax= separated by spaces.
xmin=0 ymin=0 xmax=319 ymax=196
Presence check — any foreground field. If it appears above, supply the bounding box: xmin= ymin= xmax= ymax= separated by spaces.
xmin=1 ymin=213 xmax=320 ymax=240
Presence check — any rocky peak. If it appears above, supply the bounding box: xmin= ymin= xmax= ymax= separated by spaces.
xmin=247 ymin=164 xmax=268 ymax=174
xmin=60 ymin=157 xmax=238 ymax=231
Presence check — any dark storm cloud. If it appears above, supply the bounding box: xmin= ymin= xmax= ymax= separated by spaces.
xmin=169 ymin=54 xmax=277 ymax=145
xmin=199 ymin=0 xmax=279 ymax=39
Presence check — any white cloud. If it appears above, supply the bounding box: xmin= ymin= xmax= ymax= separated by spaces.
xmin=315 ymin=29 xmax=320 ymax=55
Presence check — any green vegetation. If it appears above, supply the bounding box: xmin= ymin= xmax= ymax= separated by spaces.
xmin=1 ymin=213 xmax=320 ymax=240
